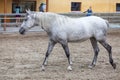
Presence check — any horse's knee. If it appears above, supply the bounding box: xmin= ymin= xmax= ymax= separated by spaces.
xmin=110 ymin=58 xmax=113 ymax=64
xmin=66 ymin=53 xmax=70 ymax=58
xmin=94 ymin=47 xmax=99 ymax=55
xmin=45 ymin=52 xmax=49 ymax=57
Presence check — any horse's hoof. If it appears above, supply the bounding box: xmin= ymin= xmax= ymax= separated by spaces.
xmin=112 ymin=63 xmax=116 ymax=69
xmin=88 ymin=64 xmax=95 ymax=69
xmin=88 ymin=65 xmax=93 ymax=69
xmin=41 ymin=65 xmax=45 ymax=71
xmin=67 ymin=66 xmax=72 ymax=71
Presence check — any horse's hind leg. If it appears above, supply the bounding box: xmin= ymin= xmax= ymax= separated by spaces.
xmin=99 ymin=40 xmax=116 ymax=69
xmin=42 ymin=40 xmax=56 ymax=71
xmin=89 ymin=37 xmax=100 ymax=69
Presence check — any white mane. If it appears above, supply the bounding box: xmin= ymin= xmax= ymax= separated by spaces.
xmin=33 ymin=12 xmax=70 ymax=31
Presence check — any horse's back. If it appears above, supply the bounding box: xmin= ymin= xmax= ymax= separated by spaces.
xmin=79 ymin=16 xmax=108 ymax=28
xmin=67 ymin=16 xmax=108 ymax=41
xmin=51 ymin=14 xmax=109 ymax=42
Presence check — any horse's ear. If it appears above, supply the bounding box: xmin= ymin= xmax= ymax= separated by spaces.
xmin=26 ymin=9 xmax=31 ymax=15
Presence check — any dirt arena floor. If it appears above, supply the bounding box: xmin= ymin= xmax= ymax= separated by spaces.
xmin=0 ymin=29 xmax=120 ymax=80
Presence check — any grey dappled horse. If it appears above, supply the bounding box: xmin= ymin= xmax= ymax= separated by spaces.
xmin=19 ymin=10 xmax=116 ymax=71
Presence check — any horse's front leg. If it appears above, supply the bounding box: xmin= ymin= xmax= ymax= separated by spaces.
xmin=60 ymin=41 xmax=72 ymax=71
xmin=42 ymin=40 xmax=56 ymax=71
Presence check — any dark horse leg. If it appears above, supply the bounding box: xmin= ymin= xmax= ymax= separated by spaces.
xmin=60 ymin=40 xmax=72 ymax=71
xmin=89 ymin=37 xmax=100 ymax=68
xmin=42 ymin=40 xmax=56 ymax=71
xmin=99 ymin=40 xmax=116 ymax=69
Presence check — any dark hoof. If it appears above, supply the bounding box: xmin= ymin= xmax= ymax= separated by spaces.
xmin=112 ymin=63 xmax=116 ymax=69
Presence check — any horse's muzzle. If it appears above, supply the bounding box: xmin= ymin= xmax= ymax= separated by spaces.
xmin=19 ymin=27 xmax=26 ymax=35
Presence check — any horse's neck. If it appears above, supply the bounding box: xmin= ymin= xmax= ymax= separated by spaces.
xmin=38 ymin=13 xmax=56 ymax=32
xmin=36 ymin=13 xmax=69 ymax=33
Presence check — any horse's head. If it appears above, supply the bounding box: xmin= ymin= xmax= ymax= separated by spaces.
xmin=19 ymin=10 xmax=36 ymax=35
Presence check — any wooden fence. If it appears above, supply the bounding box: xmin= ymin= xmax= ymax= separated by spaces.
xmin=62 ymin=13 xmax=120 ymax=23
xmin=0 ymin=13 xmax=25 ymax=31
xmin=0 ymin=13 xmax=120 ymax=31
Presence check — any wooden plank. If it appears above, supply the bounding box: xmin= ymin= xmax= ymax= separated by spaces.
xmin=4 ymin=0 xmax=7 ymax=31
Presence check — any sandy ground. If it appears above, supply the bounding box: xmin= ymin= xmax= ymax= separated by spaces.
xmin=0 ymin=29 xmax=120 ymax=80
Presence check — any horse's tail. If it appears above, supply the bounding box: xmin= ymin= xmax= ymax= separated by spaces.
xmin=105 ymin=20 xmax=110 ymax=28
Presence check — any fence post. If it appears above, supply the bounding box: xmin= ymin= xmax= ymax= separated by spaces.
xmin=0 ymin=19 xmax=2 ymax=27
xmin=46 ymin=0 xmax=49 ymax=12
xmin=4 ymin=15 xmax=6 ymax=31
xmin=4 ymin=0 xmax=7 ymax=31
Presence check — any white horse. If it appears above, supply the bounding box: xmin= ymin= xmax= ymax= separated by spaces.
xmin=19 ymin=10 xmax=116 ymax=71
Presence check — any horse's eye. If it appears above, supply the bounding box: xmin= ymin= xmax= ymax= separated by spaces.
xmin=24 ymin=18 xmax=28 ymax=21
xmin=25 ymin=19 xmax=27 ymax=21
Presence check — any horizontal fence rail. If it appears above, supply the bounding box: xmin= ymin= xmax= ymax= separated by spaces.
xmin=61 ymin=13 xmax=120 ymax=23
xmin=0 ymin=13 xmax=26 ymax=31
xmin=0 ymin=13 xmax=120 ymax=31
xmin=0 ymin=13 xmax=26 ymax=25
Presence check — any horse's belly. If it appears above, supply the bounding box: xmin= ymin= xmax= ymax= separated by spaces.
xmin=67 ymin=33 xmax=90 ymax=42
xmin=68 ymin=37 xmax=88 ymax=42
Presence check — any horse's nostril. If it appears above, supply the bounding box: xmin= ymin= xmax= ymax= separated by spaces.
xmin=19 ymin=27 xmax=26 ymax=35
